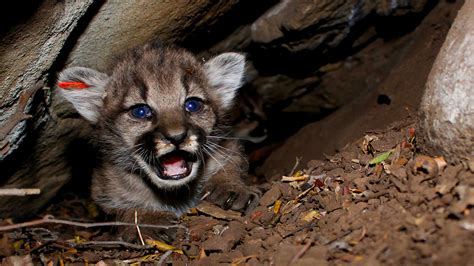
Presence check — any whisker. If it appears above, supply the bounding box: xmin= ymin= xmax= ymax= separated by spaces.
xmin=207 ymin=135 xmax=246 ymax=141
xmin=206 ymin=141 xmax=246 ymax=158
xmin=203 ymin=142 xmax=247 ymax=173
xmin=197 ymin=149 xmax=206 ymax=168
xmin=205 ymin=142 xmax=248 ymax=170
xmin=204 ymin=143 xmax=241 ymax=170
xmin=202 ymin=145 xmax=226 ymax=175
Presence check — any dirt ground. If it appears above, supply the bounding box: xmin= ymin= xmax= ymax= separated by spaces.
xmin=262 ymin=0 xmax=463 ymax=177
xmin=1 ymin=1 xmax=472 ymax=264
xmin=1 ymin=118 xmax=473 ymax=265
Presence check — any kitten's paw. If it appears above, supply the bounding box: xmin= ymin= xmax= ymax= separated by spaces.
xmin=203 ymin=181 xmax=261 ymax=213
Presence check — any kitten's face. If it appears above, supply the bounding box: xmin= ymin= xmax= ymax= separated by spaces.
xmin=58 ymin=45 xmax=245 ymax=189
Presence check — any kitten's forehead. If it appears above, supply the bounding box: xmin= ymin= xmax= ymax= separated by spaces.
xmin=109 ymin=46 xmax=208 ymax=108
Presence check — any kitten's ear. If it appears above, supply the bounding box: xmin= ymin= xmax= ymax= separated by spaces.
xmin=57 ymin=67 xmax=109 ymax=123
xmin=204 ymin=53 xmax=245 ymax=110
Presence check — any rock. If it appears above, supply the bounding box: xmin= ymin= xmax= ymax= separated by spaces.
xmin=263 ymin=233 xmax=283 ymax=250
xmin=252 ymin=74 xmax=322 ymax=111
xmin=259 ymin=185 xmax=282 ymax=207
xmin=435 ymin=164 xmax=463 ymax=196
xmin=196 ymin=201 xmax=242 ymax=220
xmin=0 ymin=116 xmax=94 ymax=218
xmin=274 ymin=243 xmax=299 ymax=265
xmin=326 ymin=168 xmax=345 ymax=178
xmin=261 ymin=1 xmax=460 ymax=178
xmin=202 ymin=25 xmax=252 ymax=57
xmin=202 ymin=221 xmax=245 ymax=252
xmin=249 ymin=226 xmax=268 ymax=240
xmin=251 ymin=0 xmax=429 ymax=54
xmin=418 ymin=0 xmax=474 ymax=163
xmin=296 ymin=258 xmax=329 ymax=266
xmin=188 ymin=217 xmax=220 ymax=242
xmin=240 ymin=0 xmax=432 ymax=120
xmin=0 ymin=0 xmax=98 ymax=219
xmin=67 ymin=1 xmax=241 ymax=71
xmin=452 ymin=185 xmax=474 ymax=213
xmin=241 ymin=239 xmax=263 ymax=256
xmin=0 ymin=0 xmax=94 ymax=157
xmin=1 ymin=255 xmax=33 ymax=266
xmin=296 ymin=245 xmax=329 ymax=266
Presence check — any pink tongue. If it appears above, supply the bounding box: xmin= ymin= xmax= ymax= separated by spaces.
xmin=162 ymin=156 xmax=188 ymax=176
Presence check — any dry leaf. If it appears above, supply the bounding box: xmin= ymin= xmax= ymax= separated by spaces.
xmin=434 ymin=157 xmax=447 ymax=172
xmin=412 ymin=155 xmax=438 ymax=178
xmin=196 ymin=201 xmax=242 ymax=220
xmin=301 ymin=210 xmax=321 ymax=222
xmin=281 ymin=175 xmax=308 ymax=182
xmin=146 ymin=239 xmax=183 ymax=254
xmin=368 ymin=150 xmax=393 ymax=165
xmin=273 ymin=200 xmax=282 ymax=214
xmin=361 ymin=135 xmax=378 ymax=154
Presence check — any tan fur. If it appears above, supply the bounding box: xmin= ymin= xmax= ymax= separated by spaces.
xmin=58 ymin=44 xmax=260 ymax=224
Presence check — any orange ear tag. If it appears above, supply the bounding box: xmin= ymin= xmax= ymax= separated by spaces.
xmin=57 ymin=81 xmax=91 ymax=90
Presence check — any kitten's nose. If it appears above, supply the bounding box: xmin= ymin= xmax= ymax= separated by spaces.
xmin=166 ymin=131 xmax=187 ymax=145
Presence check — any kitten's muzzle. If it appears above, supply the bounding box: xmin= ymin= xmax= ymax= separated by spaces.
xmin=156 ymin=150 xmax=197 ymax=180
xmin=165 ymin=131 xmax=188 ymax=145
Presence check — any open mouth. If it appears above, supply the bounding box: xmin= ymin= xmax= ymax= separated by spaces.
xmin=157 ymin=150 xmax=197 ymax=180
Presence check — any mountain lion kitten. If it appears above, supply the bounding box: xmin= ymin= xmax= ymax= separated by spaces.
xmin=57 ymin=44 xmax=260 ymax=224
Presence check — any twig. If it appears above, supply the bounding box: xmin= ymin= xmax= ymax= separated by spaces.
xmin=0 ymin=81 xmax=44 ymax=156
xmin=283 ymin=221 xmax=317 ymax=239
xmin=200 ymin=191 xmax=211 ymax=200
xmin=295 ymin=184 xmax=316 ymax=201
xmin=289 ymin=157 xmax=302 ymax=176
xmin=0 ymin=215 xmax=188 ymax=234
xmin=232 ymin=255 xmax=257 ymax=265
xmin=0 ymin=82 xmax=44 ymax=139
xmin=0 ymin=188 xmax=41 ymax=196
xmin=135 ymin=210 xmax=145 ymax=246
xmin=290 ymin=237 xmax=314 ymax=263
xmin=281 ymin=175 xmax=308 ymax=182
xmin=158 ymin=250 xmax=173 ymax=266
xmin=357 ymin=226 xmax=367 ymax=242
xmin=72 ymin=240 xmax=154 ymax=250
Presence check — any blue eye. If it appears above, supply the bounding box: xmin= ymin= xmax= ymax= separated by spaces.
xmin=184 ymin=98 xmax=203 ymax=113
xmin=130 ymin=104 xmax=153 ymax=119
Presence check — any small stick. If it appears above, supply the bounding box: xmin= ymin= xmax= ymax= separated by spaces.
xmin=281 ymin=175 xmax=308 ymax=182
xmin=158 ymin=250 xmax=173 ymax=266
xmin=72 ymin=240 xmax=153 ymax=250
xmin=289 ymin=157 xmax=302 ymax=176
xmin=135 ymin=210 xmax=145 ymax=246
xmin=0 ymin=81 xmax=44 ymax=141
xmin=0 ymin=188 xmax=41 ymax=196
xmin=283 ymin=221 xmax=317 ymax=239
xmin=290 ymin=237 xmax=313 ymax=263
xmin=0 ymin=215 xmax=188 ymax=233
xmin=200 ymin=191 xmax=211 ymax=200
xmin=295 ymin=184 xmax=316 ymax=201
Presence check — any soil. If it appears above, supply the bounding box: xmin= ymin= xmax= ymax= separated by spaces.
xmin=1 ymin=1 xmax=472 ymax=265
xmin=1 ymin=119 xmax=473 ymax=265
xmin=262 ymin=0 xmax=463 ymax=177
